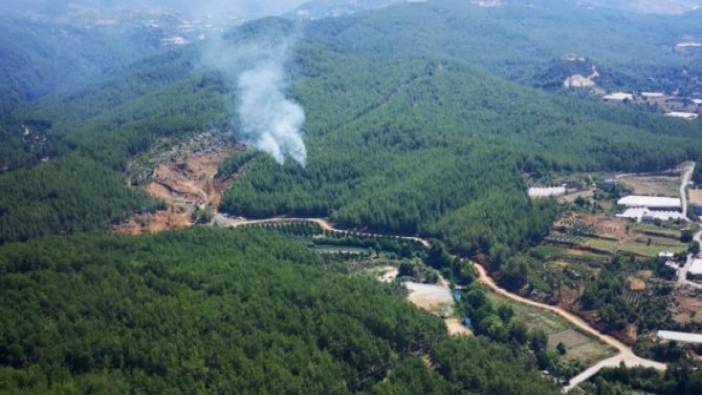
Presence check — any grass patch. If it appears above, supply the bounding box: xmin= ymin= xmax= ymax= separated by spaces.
xmin=579 ymin=237 xmax=686 ymax=258
xmin=619 ymin=242 xmax=686 ymax=258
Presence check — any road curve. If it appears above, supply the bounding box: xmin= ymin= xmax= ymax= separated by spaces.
xmin=473 ymin=263 xmax=666 ymax=391
xmin=213 ymin=213 xmax=666 ymax=391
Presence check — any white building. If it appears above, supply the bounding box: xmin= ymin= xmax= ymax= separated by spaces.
xmin=658 ymin=330 xmax=702 ymax=344
xmin=689 ymin=258 xmax=702 ymax=278
xmin=676 ymin=42 xmax=702 ymax=50
xmin=528 ymin=186 xmax=567 ymax=198
xmin=617 ymin=208 xmax=686 ymax=223
xmin=641 ymin=92 xmax=666 ymax=99
xmin=665 ymin=112 xmax=699 ymax=121
xmin=617 ymin=196 xmax=682 ymax=210
xmin=603 ymin=92 xmax=634 ymax=102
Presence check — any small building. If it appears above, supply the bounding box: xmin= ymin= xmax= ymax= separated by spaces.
xmin=528 ymin=185 xmax=567 ymax=199
xmin=665 ymin=112 xmax=699 ymax=121
xmin=675 ymin=42 xmax=702 ymax=51
xmin=641 ymin=92 xmax=666 ymax=99
xmin=658 ymin=251 xmax=675 ymax=263
xmin=688 ymin=258 xmax=702 ymax=279
xmin=617 ymin=196 xmax=682 ymax=211
xmin=564 ymin=74 xmax=595 ymax=89
xmin=603 ymin=92 xmax=634 ymax=102
xmin=617 ymin=208 xmax=686 ymax=223
xmin=658 ymin=330 xmax=702 ymax=344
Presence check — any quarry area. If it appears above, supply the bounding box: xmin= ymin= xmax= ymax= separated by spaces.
xmin=114 ymin=132 xmax=238 ymax=235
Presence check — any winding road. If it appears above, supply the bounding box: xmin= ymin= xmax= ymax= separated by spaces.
xmin=213 ymin=213 xmax=666 ymax=391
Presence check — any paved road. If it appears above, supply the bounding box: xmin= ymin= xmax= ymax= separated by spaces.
xmin=215 ymin=214 xmax=666 ymax=391
xmin=680 ymin=162 xmax=695 ymax=220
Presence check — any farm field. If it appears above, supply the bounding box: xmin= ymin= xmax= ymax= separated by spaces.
xmin=632 ymin=223 xmax=684 ymax=239
xmin=579 ymin=237 xmax=686 ymax=258
xmin=486 ymin=290 xmax=616 ymax=366
xmin=550 ymin=213 xmax=687 ymax=258
xmin=618 ymin=174 xmax=681 ymax=197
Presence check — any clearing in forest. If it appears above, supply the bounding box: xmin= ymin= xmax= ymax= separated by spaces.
xmin=405 ymin=282 xmax=454 ymax=317
xmin=114 ymin=132 xmax=238 ymax=235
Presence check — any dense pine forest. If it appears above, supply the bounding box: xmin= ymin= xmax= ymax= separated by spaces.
xmin=2 ymin=0 xmax=702 ymax=393
xmin=0 ymin=228 xmax=558 ymax=394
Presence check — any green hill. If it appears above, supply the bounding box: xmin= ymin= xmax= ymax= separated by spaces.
xmin=0 ymin=228 xmax=557 ymax=394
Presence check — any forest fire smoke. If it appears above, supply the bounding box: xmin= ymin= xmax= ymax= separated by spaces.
xmin=203 ymin=26 xmax=307 ymax=166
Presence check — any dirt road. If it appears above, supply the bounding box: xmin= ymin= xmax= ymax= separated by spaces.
xmin=472 ymin=263 xmax=666 ymax=391
xmin=217 ymin=214 xmax=666 ymax=391
xmin=681 ymin=162 xmax=695 ymax=220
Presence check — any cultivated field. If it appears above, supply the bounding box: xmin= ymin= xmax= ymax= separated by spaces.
xmin=487 ymin=291 xmax=616 ymax=365
xmin=550 ymin=213 xmax=686 ymax=258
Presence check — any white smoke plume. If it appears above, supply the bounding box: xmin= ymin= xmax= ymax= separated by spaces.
xmin=203 ymin=25 xmax=307 ymax=166
xmin=236 ymin=44 xmax=307 ymax=166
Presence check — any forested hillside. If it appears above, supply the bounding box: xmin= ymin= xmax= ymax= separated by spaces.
xmin=0 ymin=228 xmax=557 ymax=394
xmin=0 ymin=17 xmax=159 ymax=113
xmin=0 ymin=47 xmax=228 ymax=243
xmin=222 ymin=48 xmax=702 ymax=256
xmin=307 ymin=0 xmax=702 ymax=89
xmin=3 ymin=2 xmax=702 ymax=254
xmin=3 ymin=1 xmax=702 ymax=394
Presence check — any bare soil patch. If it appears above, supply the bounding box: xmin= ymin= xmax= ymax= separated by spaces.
xmin=374 ymin=266 xmax=398 ymax=283
xmin=690 ymin=189 xmax=702 ymax=205
xmin=554 ymin=212 xmax=627 ymax=240
xmin=445 ymin=318 xmax=472 ymax=337
xmin=627 ymin=276 xmax=647 ymax=291
xmin=557 ymin=189 xmax=595 ymax=204
xmin=405 ymin=282 xmax=454 ymax=317
xmin=619 ymin=175 xmax=680 ymax=197
xmin=673 ymin=288 xmax=702 ymax=325
xmin=114 ymin=132 xmax=237 ymax=235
